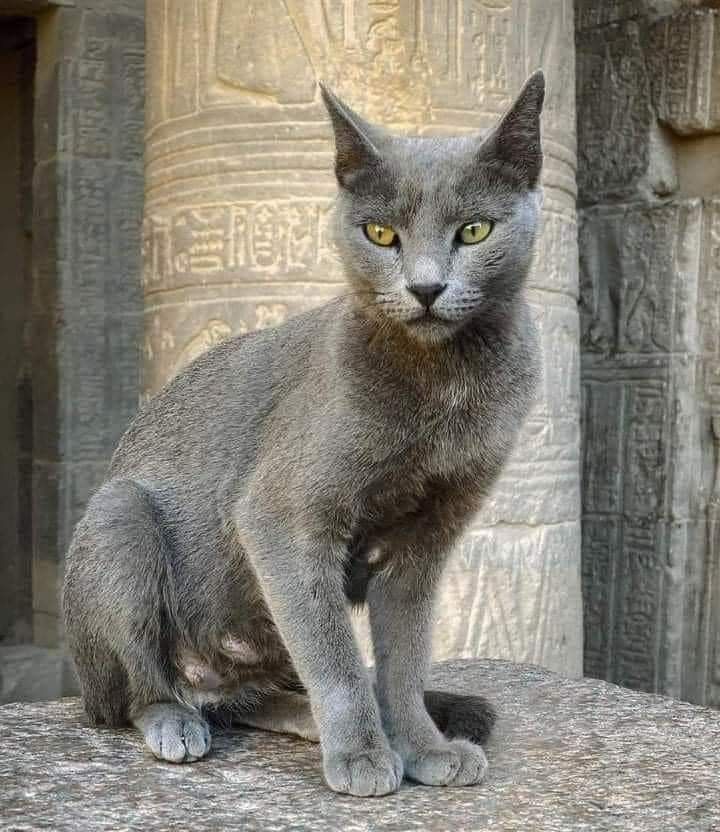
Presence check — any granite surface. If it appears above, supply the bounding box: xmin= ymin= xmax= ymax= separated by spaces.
xmin=1 ymin=659 xmax=719 ymax=831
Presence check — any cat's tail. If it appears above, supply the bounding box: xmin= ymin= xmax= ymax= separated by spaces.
xmin=424 ymin=690 xmax=496 ymax=745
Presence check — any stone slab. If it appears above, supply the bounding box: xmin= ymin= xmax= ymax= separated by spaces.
xmin=0 ymin=645 xmax=78 ymax=705
xmin=575 ymin=19 xmax=677 ymax=206
xmin=1 ymin=659 xmax=719 ymax=831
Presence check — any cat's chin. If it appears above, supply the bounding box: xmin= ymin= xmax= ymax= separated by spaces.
xmin=402 ymin=312 xmax=461 ymax=344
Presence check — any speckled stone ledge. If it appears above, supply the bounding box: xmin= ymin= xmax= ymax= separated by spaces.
xmin=1 ymin=659 xmax=719 ymax=831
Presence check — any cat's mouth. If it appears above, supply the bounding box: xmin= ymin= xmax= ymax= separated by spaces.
xmin=407 ymin=308 xmax=448 ymax=326
xmin=401 ymin=306 xmax=466 ymax=342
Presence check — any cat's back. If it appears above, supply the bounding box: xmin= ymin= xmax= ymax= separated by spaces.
xmin=109 ymin=300 xmax=341 ymax=481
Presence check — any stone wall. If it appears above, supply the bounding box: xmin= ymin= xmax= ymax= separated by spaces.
xmin=143 ymin=0 xmax=583 ymax=675
xmin=26 ymin=0 xmax=144 ymax=649
xmin=577 ymin=0 xmax=720 ymax=704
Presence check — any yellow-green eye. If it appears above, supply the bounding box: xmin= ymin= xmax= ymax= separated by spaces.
xmin=364 ymin=223 xmax=397 ymax=247
xmin=458 ymin=220 xmax=493 ymax=245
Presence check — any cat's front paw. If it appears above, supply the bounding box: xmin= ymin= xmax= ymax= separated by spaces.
xmin=323 ymin=746 xmax=403 ymax=797
xmin=403 ymin=738 xmax=488 ymax=787
xmin=139 ymin=705 xmax=212 ymax=763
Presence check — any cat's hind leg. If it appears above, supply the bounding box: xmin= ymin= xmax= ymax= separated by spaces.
xmin=65 ymin=631 xmax=130 ymax=727
xmin=229 ymin=689 xmax=494 ymax=749
xmin=232 ymin=690 xmax=320 ymax=742
xmin=64 ymin=477 xmax=212 ymax=763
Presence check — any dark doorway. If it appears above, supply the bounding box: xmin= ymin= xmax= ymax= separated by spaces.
xmin=0 ymin=17 xmax=35 ymax=647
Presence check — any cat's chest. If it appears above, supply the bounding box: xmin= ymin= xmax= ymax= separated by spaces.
xmin=383 ymin=399 xmax=495 ymax=478
xmin=343 ymin=459 xmax=478 ymax=605
xmin=356 ymin=412 xmax=493 ymax=523
xmin=340 ymin=396 xmax=515 ymax=603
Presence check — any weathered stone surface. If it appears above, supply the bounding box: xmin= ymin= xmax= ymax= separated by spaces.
xmin=26 ymin=1 xmax=144 ymax=647
xmin=579 ymin=201 xmax=702 ymax=356
xmin=574 ymin=0 xmax=704 ymax=31
xmin=676 ymin=133 xmax=720 ymax=197
xmin=577 ymin=0 xmax=720 ymax=708
xmin=575 ymin=20 xmax=678 ymax=206
xmin=2 ymin=660 xmax=719 ymax=830
xmin=436 ymin=522 xmax=582 ymax=669
xmin=0 ymin=644 xmax=78 ymax=705
xmin=143 ymin=1 xmax=582 ymax=675
xmin=576 ymin=6 xmax=720 ymax=205
xmin=648 ymin=8 xmax=720 ymax=135
xmin=579 ymin=198 xmax=720 ymax=704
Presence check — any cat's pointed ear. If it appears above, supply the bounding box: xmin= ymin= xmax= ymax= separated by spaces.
xmin=320 ymin=84 xmax=382 ymax=189
xmin=479 ymin=70 xmax=545 ymax=188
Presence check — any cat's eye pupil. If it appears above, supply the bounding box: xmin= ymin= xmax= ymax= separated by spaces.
xmin=458 ymin=220 xmax=493 ymax=245
xmin=365 ymin=223 xmax=397 ymax=247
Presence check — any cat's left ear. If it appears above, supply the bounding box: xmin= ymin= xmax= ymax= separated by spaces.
xmin=320 ymin=84 xmax=383 ymax=190
xmin=479 ymin=70 xmax=545 ymax=189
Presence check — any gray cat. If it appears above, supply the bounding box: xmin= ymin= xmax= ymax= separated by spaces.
xmin=63 ymin=70 xmax=544 ymax=797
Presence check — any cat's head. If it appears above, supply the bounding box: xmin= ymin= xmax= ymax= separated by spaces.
xmin=322 ymin=72 xmax=545 ymax=343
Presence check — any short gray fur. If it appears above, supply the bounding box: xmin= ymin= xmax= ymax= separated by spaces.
xmin=2 ymin=659 xmax=719 ymax=831
xmin=63 ymin=72 xmax=545 ymax=796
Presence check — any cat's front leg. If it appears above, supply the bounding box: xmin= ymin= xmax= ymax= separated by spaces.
xmin=367 ymin=557 xmax=488 ymax=787
xmin=236 ymin=503 xmax=402 ymax=797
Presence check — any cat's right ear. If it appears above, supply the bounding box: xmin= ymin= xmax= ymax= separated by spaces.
xmin=320 ymin=84 xmax=382 ymax=190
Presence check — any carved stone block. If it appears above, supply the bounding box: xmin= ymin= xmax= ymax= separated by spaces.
xmin=648 ymin=8 xmax=720 ymax=135
xmin=27 ymin=1 xmax=145 ymax=647
xmin=579 ymin=200 xmax=702 ymax=356
xmin=575 ymin=20 xmax=678 ymax=206
xmin=438 ymin=523 xmax=583 ymax=675
xmin=580 ymin=198 xmax=720 ymax=702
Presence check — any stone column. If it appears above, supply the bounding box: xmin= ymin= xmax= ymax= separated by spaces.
xmin=143 ymin=0 xmax=582 ymax=675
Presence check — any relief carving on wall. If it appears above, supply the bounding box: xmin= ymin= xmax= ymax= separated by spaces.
xmin=189 ymin=0 xmax=551 ymax=124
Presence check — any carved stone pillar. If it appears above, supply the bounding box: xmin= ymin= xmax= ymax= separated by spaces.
xmin=577 ymin=3 xmax=720 ymax=704
xmin=143 ymin=1 xmax=582 ymax=674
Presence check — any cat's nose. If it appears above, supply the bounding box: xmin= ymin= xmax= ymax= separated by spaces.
xmin=407 ymin=282 xmax=447 ymax=308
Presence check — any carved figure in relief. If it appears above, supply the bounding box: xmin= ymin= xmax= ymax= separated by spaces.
xmin=173 ymin=320 xmax=234 ymax=375
xmin=64 ymin=73 xmax=545 ymax=796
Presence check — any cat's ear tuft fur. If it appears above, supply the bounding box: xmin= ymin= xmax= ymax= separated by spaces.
xmin=480 ymin=69 xmax=545 ymax=189
xmin=320 ymin=84 xmax=382 ymax=189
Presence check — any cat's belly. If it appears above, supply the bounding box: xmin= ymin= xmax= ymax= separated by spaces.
xmin=176 ymin=569 xmax=301 ymax=708
xmin=177 ymin=631 xmax=301 ymax=710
